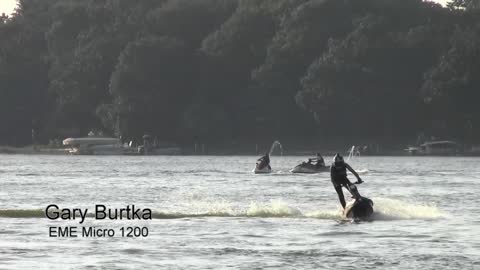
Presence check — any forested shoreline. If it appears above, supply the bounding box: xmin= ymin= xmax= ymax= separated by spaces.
xmin=1 ymin=0 xmax=480 ymax=147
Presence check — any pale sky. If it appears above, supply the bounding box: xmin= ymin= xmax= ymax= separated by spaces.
xmin=0 ymin=0 xmax=17 ymax=15
xmin=0 ymin=0 xmax=449 ymax=16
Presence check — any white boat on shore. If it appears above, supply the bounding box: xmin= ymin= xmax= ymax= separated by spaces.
xmin=63 ymin=137 xmax=123 ymax=155
xmin=405 ymin=141 xmax=461 ymax=156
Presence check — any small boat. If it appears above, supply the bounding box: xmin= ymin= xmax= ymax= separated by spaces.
xmin=290 ymin=162 xmax=329 ymax=174
xmin=63 ymin=137 xmax=122 ymax=155
xmin=405 ymin=141 xmax=461 ymax=156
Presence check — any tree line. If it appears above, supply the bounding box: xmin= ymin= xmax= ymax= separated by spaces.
xmin=1 ymin=0 xmax=480 ymax=146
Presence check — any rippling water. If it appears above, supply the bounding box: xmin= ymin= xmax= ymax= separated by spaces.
xmin=0 ymin=155 xmax=479 ymax=269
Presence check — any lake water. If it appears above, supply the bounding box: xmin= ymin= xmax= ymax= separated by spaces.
xmin=0 ymin=155 xmax=479 ymax=269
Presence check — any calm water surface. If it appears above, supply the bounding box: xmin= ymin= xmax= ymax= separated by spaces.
xmin=0 ymin=155 xmax=479 ymax=269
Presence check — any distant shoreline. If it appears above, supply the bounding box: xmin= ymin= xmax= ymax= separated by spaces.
xmin=2 ymin=145 xmax=480 ymax=157
xmin=0 ymin=146 xmax=69 ymax=155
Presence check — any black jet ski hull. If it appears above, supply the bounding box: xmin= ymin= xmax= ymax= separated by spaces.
xmin=253 ymin=166 xmax=272 ymax=174
xmin=253 ymin=160 xmax=271 ymax=174
xmin=344 ymin=197 xmax=374 ymax=220
xmin=290 ymin=163 xmax=328 ymax=174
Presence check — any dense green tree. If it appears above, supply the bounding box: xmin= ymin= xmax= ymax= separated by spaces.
xmin=422 ymin=25 xmax=480 ymax=139
xmin=448 ymin=0 xmax=480 ymax=10
xmin=198 ymin=0 xmax=301 ymax=139
xmin=0 ymin=0 xmax=56 ymax=145
xmin=296 ymin=0 xmax=449 ymax=141
xmin=110 ymin=36 xmax=196 ymax=140
xmin=147 ymin=0 xmax=237 ymax=47
xmin=1 ymin=0 xmax=480 ymax=147
xmin=253 ymin=0 xmax=354 ymax=135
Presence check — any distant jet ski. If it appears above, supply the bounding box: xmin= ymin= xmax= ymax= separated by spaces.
xmin=254 ymin=154 xmax=272 ymax=174
xmin=290 ymin=162 xmax=328 ymax=174
xmin=344 ymin=196 xmax=374 ymax=221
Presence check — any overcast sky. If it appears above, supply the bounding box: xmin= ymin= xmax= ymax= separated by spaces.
xmin=0 ymin=0 xmax=450 ymax=17
xmin=1 ymin=0 xmax=17 ymax=15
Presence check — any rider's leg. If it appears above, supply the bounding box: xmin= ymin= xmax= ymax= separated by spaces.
xmin=346 ymin=183 xmax=361 ymax=199
xmin=334 ymin=184 xmax=346 ymax=209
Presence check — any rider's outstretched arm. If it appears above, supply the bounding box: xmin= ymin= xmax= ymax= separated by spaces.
xmin=345 ymin=163 xmax=363 ymax=183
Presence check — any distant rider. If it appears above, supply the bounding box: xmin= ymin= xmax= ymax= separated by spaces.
xmin=257 ymin=153 xmax=271 ymax=170
xmin=308 ymin=153 xmax=325 ymax=167
xmin=330 ymin=153 xmax=363 ymax=209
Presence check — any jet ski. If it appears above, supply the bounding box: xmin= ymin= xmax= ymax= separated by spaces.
xmin=341 ymin=182 xmax=373 ymax=220
xmin=344 ymin=196 xmax=374 ymax=221
xmin=290 ymin=162 xmax=328 ymax=174
xmin=253 ymin=155 xmax=272 ymax=174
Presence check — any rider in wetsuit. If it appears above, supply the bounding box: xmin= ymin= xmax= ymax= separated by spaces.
xmin=308 ymin=153 xmax=325 ymax=167
xmin=257 ymin=153 xmax=271 ymax=170
xmin=330 ymin=153 xmax=363 ymax=209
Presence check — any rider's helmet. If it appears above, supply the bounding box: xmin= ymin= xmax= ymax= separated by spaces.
xmin=333 ymin=153 xmax=344 ymax=164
